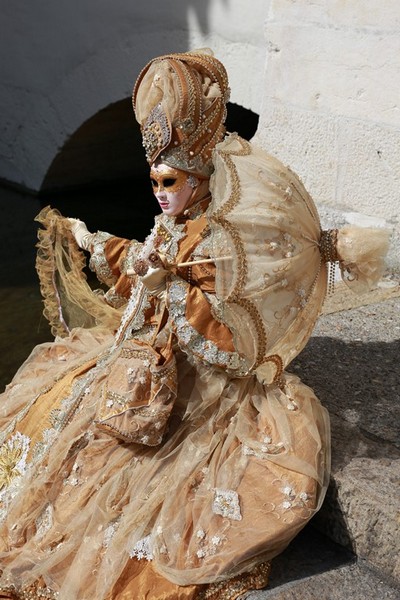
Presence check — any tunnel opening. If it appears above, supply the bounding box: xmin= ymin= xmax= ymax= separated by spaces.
xmin=40 ymin=99 xmax=259 ymax=241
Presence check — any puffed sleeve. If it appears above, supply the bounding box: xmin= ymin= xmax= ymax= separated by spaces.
xmin=88 ymin=233 xmax=142 ymax=306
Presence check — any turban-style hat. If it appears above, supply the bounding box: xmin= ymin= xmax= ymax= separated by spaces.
xmin=132 ymin=49 xmax=230 ymax=178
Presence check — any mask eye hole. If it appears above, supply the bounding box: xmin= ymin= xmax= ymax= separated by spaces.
xmin=150 ymin=178 xmax=158 ymax=188
xmin=163 ymin=178 xmax=177 ymax=188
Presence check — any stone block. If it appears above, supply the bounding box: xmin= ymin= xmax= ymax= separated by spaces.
xmin=263 ymin=23 xmax=400 ymax=128
xmin=244 ymin=517 xmax=399 ymax=599
xmin=269 ymin=0 xmax=400 ymax=30
xmin=248 ymin=560 xmax=400 ymax=599
xmin=255 ymin=103 xmax=338 ymax=205
xmin=316 ymin=456 xmax=400 ymax=583
xmin=336 ymin=119 xmax=400 ymax=221
xmin=327 ymin=0 xmax=400 ymax=30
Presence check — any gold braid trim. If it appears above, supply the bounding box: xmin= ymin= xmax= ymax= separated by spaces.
xmin=234 ymin=297 xmax=267 ymax=368
xmin=210 ymin=136 xmax=267 ymax=368
xmin=211 ymin=138 xmax=251 ymax=220
xmin=320 ymin=229 xmax=339 ymax=263
xmin=262 ymin=354 xmax=284 ymax=386
xmin=212 ymin=217 xmax=247 ymax=302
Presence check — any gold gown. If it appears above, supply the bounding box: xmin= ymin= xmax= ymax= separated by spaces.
xmin=0 ymin=138 xmax=335 ymax=599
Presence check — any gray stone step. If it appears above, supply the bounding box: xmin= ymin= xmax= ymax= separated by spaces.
xmin=246 ymin=527 xmax=400 ymax=599
xmin=248 ymin=561 xmax=399 ymax=599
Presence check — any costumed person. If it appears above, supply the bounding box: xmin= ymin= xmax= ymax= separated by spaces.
xmin=0 ymin=50 xmax=389 ymax=599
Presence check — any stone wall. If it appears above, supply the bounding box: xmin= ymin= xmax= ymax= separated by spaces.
xmin=0 ymin=0 xmax=267 ymax=191
xmin=255 ymin=0 xmax=400 ymax=271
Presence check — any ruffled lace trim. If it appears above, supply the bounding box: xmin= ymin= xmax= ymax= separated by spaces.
xmin=35 ymin=206 xmax=123 ymax=337
xmin=167 ymin=276 xmax=248 ymax=375
xmin=36 ymin=206 xmax=83 ymax=337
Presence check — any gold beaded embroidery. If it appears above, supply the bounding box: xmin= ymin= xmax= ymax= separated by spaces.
xmin=0 ymin=432 xmax=30 ymax=491
xmin=196 ymin=561 xmax=271 ymax=599
xmin=155 ymin=221 xmax=173 ymax=245
xmin=119 ymin=348 xmax=154 ymax=361
xmin=0 ymin=582 xmax=59 ymax=599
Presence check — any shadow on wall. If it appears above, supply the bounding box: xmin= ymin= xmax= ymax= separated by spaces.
xmin=184 ymin=0 xmax=229 ymax=34
xmin=39 ymin=99 xmax=259 ymax=240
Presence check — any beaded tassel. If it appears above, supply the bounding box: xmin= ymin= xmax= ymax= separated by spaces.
xmin=320 ymin=229 xmax=339 ymax=295
xmin=327 ymin=261 xmax=337 ymax=296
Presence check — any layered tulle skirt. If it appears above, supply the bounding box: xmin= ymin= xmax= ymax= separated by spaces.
xmin=0 ymin=326 xmax=329 ymax=599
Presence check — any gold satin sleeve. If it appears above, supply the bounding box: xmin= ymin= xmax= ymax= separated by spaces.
xmin=166 ymin=213 xmax=248 ymax=373
xmin=174 ymin=213 xmax=234 ymax=350
xmin=89 ymin=235 xmax=140 ymax=302
xmin=103 ymin=237 xmax=130 ymax=277
xmin=174 ymin=255 xmax=234 ymax=352
xmin=104 ymin=237 xmax=133 ymax=300
xmin=184 ymin=277 xmax=235 ymax=353
xmin=167 ymin=274 xmax=247 ymax=374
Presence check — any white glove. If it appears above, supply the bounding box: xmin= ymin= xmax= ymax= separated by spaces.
xmin=67 ymin=218 xmax=94 ymax=251
xmin=140 ymin=266 xmax=168 ymax=299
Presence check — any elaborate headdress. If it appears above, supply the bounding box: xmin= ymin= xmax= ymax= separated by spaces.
xmin=132 ymin=50 xmax=230 ymax=178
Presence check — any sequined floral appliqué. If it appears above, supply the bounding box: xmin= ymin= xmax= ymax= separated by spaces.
xmin=212 ymin=488 xmax=242 ymax=521
xmin=0 ymin=432 xmax=30 ymax=493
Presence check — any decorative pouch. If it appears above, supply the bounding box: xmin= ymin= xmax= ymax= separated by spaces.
xmin=95 ymin=340 xmax=177 ymax=445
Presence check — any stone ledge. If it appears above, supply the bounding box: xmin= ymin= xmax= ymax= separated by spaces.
xmin=322 ymin=280 xmax=400 ymax=315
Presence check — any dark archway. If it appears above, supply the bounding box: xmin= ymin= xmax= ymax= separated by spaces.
xmin=40 ymin=99 xmax=259 ymax=241
xmin=40 ymin=98 xmax=154 ymax=241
